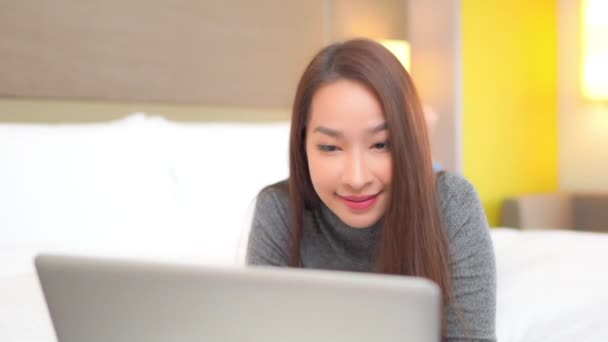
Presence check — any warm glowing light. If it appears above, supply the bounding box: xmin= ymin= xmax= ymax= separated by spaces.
xmin=380 ymin=39 xmax=411 ymax=72
xmin=582 ymin=0 xmax=608 ymax=100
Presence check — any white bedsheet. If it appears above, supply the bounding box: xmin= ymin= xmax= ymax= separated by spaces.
xmin=493 ymin=228 xmax=608 ymax=342
xmin=2 ymin=228 xmax=608 ymax=342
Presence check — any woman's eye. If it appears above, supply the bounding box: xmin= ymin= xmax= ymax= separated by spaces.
xmin=372 ymin=141 xmax=390 ymax=150
xmin=318 ymin=144 xmax=339 ymax=152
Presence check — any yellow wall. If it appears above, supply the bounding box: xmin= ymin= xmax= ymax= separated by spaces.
xmin=462 ymin=1 xmax=558 ymax=226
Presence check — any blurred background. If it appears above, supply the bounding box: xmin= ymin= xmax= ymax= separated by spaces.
xmin=2 ymin=2 xmax=608 ymax=341
xmin=1 ymin=0 xmax=607 ymax=226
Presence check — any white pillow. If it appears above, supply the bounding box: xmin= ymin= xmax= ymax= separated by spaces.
xmin=160 ymin=120 xmax=290 ymax=265
xmin=0 ymin=114 xmax=291 ymax=342
xmin=0 ymin=114 xmax=182 ymax=274
xmin=0 ymin=113 xmax=290 ymax=276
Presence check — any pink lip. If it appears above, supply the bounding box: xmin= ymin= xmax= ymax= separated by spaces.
xmin=338 ymin=193 xmax=380 ymax=210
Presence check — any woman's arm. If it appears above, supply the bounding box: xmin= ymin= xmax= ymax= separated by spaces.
xmin=439 ymin=173 xmax=497 ymax=342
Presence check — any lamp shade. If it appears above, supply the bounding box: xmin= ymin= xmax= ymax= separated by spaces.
xmin=582 ymin=0 xmax=608 ymax=100
xmin=380 ymin=39 xmax=411 ymax=72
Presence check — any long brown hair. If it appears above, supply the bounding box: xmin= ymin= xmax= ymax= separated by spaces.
xmin=287 ymin=38 xmax=459 ymax=337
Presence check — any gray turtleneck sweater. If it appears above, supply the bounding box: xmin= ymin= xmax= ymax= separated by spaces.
xmin=246 ymin=171 xmax=496 ymax=342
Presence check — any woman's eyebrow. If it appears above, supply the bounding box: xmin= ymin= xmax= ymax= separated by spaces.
xmin=312 ymin=122 xmax=387 ymax=137
xmin=367 ymin=122 xmax=387 ymax=133
xmin=312 ymin=126 xmax=342 ymax=138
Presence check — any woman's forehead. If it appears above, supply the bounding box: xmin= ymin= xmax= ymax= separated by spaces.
xmin=308 ymin=79 xmax=386 ymax=133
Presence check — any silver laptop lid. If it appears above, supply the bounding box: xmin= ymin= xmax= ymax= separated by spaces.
xmin=36 ymin=254 xmax=441 ymax=342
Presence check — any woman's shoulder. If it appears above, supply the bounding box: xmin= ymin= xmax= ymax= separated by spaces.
xmin=254 ymin=179 xmax=291 ymax=220
xmin=435 ymin=171 xmax=488 ymax=240
xmin=436 ymin=171 xmax=481 ymax=208
xmin=436 ymin=171 xmax=476 ymax=197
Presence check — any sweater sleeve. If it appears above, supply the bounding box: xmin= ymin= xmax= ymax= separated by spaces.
xmin=246 ymin=187 xmax=292 ymax=266
xmin=439 ymin=173 xmax=497 ymax=342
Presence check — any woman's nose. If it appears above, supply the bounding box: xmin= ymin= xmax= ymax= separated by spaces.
xmin=341 ymin=150 xmax=372 ymax=190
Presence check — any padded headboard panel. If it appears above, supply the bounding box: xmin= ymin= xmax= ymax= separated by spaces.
xmin=0 ymin=1 xmax=325 ymax=107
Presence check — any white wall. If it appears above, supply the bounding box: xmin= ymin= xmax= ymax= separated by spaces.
xmin=559 ymin=0 xmax=608 ymax=192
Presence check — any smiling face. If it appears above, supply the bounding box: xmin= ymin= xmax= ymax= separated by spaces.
xmin=305 ymin=79 xmax=393 ymax=228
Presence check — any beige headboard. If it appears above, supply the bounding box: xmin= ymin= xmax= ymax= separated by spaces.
xmin=0 ymin=1 xmax=325 ymax=107
xmin=0 ymin=0 xmax=412 ymax=124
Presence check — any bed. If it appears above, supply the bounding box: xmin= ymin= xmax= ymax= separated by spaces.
xmin=1 ymin=114 xmax=607 ymax=342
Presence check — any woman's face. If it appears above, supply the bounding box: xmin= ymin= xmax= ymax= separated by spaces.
xmin=305 ymin=79 xmax=392 ymax=228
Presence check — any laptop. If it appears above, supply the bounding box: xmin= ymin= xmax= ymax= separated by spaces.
xmin=35 ymin=254 xmax=441 ymax=342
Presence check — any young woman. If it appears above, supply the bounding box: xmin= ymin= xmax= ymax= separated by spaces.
xmin=246 ymin=38 xmax=496 ymax=342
